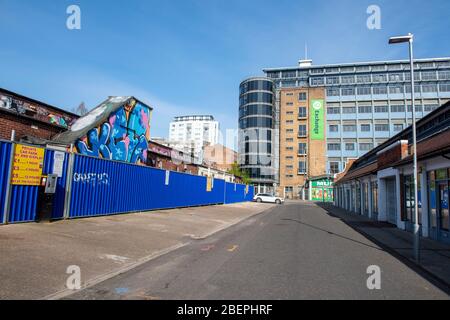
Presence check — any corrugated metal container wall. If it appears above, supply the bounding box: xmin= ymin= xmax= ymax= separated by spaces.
xmin=43 ymin=150 xmax=69 ymax=220
xmin=69 ymin=154 xmax=235 ymax=218
xmin=0 ymin=141 xmax=12 ymax=224
xmin=224 ymin=182 xmax=254 ymax=204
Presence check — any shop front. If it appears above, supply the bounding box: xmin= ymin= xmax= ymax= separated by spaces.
xmin=309 ymin=176 xmax=334 ymax=203
xmin=428 ymin=168 xmax=450 ymax=244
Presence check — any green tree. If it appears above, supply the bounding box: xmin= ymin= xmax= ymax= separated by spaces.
xmin=228 ymin=162 xmax=252 ymax=185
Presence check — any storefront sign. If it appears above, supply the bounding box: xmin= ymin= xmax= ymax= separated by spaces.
xmin=310 ymin=99 xmax=325 ymax=140
xmin=11 ymin=145 xmax=45 ymax=186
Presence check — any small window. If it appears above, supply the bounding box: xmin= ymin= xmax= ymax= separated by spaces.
xmin=329 ymin=125 xmax=339 ymax=132
xmin=345 ymin=143 xmax=355 ymax=151
xmin=360 ymin=124 xmax=371 ymax=132
xmin=298 ymin=107 xmax=307 ymax=118
xmin=298 ymin=92 xmax=307 ymax=101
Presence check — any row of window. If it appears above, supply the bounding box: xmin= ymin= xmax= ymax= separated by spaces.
xmin=327 ymin=104 xmax=439 ymax=114
xmin=325 ymin=83 xmax=450 ymax=96
xmin=239 ymin=104 xmax=273 ymax=118
xmin=240 ymin=80 xmax=273 ymax=95
xmin=311 ymin=71 xmax=450 ymax=86
xmin=239 ymin=117 xmax=273 ymax=129
xmin=239 ymin=92 xmax=273 ymax=107
xmin=328 ymin=143 xmax=374 ymax=151
xmin=267 ymin=61 xmax=450 ymax=79
xmin=329 ymin=123 xmax=404 ymax=133
xmin=284 ymin=143 xmax=308 ymax=154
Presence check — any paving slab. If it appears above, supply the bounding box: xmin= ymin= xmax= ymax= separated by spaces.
xmin=0 ymin=202 xmax=274 ymax=300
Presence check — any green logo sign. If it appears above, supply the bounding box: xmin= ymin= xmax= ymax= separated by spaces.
xmin=310 ymin=99 xmax=324 ymax=140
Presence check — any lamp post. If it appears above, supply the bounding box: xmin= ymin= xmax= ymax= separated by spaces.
xmin=389 ymin=33 xmax=420 ymax=262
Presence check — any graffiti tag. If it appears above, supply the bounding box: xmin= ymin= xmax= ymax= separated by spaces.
xmin=73 ymin=173 xmax=109 ymax=186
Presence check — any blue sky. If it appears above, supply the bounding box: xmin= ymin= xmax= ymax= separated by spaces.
xmin=0 ymin=0 xmax=449 ymax=144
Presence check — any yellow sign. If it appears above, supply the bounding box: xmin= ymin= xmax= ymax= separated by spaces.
xmin=206 ymin=176 xmax=212 ymax=192
xmin=11 ymin=145 xmax=45 ymax=186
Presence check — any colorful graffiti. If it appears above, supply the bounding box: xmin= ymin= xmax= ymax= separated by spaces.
xmin=0 ymin=93 xmax=75 ymax=128
xmin=75 ymin=99 xmax=151 ymax=164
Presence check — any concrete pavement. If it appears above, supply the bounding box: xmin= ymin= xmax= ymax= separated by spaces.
xmin=67 ymin=202 xmax=449 ymax=300
xmin=0 ymin=202 xmax=274 ymax=300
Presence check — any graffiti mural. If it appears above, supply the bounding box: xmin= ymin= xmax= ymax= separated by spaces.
xmin=75 ymin=99 xmax=151 ymax=165
xmin=0 ymin=92 xmax=75 ymax=128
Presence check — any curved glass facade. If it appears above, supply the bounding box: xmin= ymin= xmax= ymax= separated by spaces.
xmin=238 ymin=78 xmax=276 ymax=184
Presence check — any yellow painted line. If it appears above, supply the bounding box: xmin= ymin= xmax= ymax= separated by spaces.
xmin=227 ymin=245 xmax=239 ymax=252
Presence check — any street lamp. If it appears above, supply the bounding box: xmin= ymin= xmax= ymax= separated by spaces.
xmin=389 ymin=33 xmax=420 ymax=262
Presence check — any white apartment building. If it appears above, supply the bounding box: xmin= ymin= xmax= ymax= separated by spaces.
xmin=169 ymin=115 xmax=220 ymax=163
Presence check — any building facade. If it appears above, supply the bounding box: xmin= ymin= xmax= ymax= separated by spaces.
xmin=238 ymin=77 xmax=277 ymax=194
xmin=263 ymin=57 xmax=450 ymax=175
xmin=169 ymin=115 xmax=219 ymax=164
xmin=333 ymin=101 xmax=450 ymax=244
xmin=0 ymin=88 xmax=78 ymax=141
xmin=278 ymin=87 xmax=327 ymax=199
xmin=203 ymin=143 xmax=238 ymax=172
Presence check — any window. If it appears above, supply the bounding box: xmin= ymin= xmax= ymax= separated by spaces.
xmin=310 ymin=68 xmax=324 ymax=74
xmin=327 ymin=88 xmax=340 ymax=96
xmin=341 ymin=87 xmax=355 ymax=96
xmin=360 ymin=124 xmax=371 ymax=132
xmin=356 ymin=66 xmax=371 ymax=72
xmin=342 ymin=107 xmax=356 ymax=114
xmin=330 ymin=162 xmax=340 ymax=174
xmin=393 ymin=124 xmax=404 ymax=132
xmin=358 ymin=105 xmax=372 ymax=113
xmin=326 ymin=76 xmax=340 ymax=85
xmin=286 ymin=165 xmax=294 ymax=170
xmin=298 ymin=161 xmax=307 ymax=174
xmin=329 ymin=125 xmax=339 ymax=132
xmin=359 ymin=143 xmax=373 ymax=151
xmin=422 ymin=84 xmax=438 ymax=93
xmin=357 ymin=86 xmax=371 ymax=95
xmin=372 ymin=65 xmax=386 ymax=72
xmin=357 ymin=74 xmax=371 ymax=83
xmin=421 ymin=71 xmax=437 ymax=81
xmin=372 ymin=74 xmax=387 ymax=82
xmin=285 ymin=175 xmax=294 ymax=179
xmin=298 ymin=125 xmax=307 ymax=137
xmin=286 ymin=156 xmax=294 ymax=160
xmin=327 ymin=107 xmax=341 ymax=114
xmin=286 ymin=138 xmax=294 ymax=142
xmin=424 ymin=104 xmax=439 ymax=112
xmin=389 ymin=85 xmax=404 ymax=94
xmin=391 ymin=105 xmax=405 ymax=113
xmin=298 ymin=92 xmax=307 ymax=101
xmin=282 ymin=71 xmax=296 ymax=78
xmin=286 ymin=147 xmax=294 ymax=151
xmin=298 ymin=143 xmax=307 ymax=155
xmin=286 ymin=102 xmax=294 ymax=106
xmin=328 ymin=143 xmax=341 ymax=151
xmin=286 ymin=111 xmax=294 ymax=115
xmin=345 ymin=143 xmax=355 ymax=151
xmin=343 ymin=125 xmax=356 ymax=132
xmin=286 ymin=120 xmax=294 ymax=124
xmin=373 ymin=85 xmax=387 ymax=95
xmin=341 ymin=75 xmax=355 ymax=84
xmin=375 ymin=124 xmax=389 ymax=132
xmin=374 ymin=105 xmax=388 ymax=113
xmin=286 ymin=93 xmax=294 ymax=96
xmin=298 ymin=107 xmax=307 ymax=118
xmin=438 ymin=71 xmax=450 ymax=80
xmin=389 ymin=73 xmax=403 ymax=82
xmin=311 ymin=77 xmax=324 ymax=86
xmin=440 ymin=83 xmax=450 ymax=92
xmin=286 ymin=129 xmax=294 ymax=133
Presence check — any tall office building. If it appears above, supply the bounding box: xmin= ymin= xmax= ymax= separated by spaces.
xmin=169 ymin=115 xmax=219 ymax=164
xmin=239 ymin=57 xmax=450 ymax=197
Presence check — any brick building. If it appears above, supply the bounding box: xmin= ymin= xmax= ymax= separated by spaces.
xmin=203 ymin=144 xmax=238 ymax=172
xmin=148 ymin=140 xmax=199 ymax=175
xmin=0 ymin=88 xmax=78 ymax=141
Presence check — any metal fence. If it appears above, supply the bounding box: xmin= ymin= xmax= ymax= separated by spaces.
xmin=0 ymin=141 xmax=254 ymax=224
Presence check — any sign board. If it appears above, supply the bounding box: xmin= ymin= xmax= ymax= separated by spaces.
xmin=53 ymin=151 xmax=65 ymax=177
xmin=206 ymin=176 xmax=212 ymax=192
xmin=11 ymin=145 xmax=45 ymax=186
xmin=310 ymin=99 xmax=325 ymax=140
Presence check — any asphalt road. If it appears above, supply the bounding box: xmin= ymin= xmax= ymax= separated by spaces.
xmin=67 ymin=202 xmax=449 ymax=300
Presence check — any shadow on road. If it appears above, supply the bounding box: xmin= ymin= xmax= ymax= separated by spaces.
xmin=314 ymin=202 xmax=450 ymax=296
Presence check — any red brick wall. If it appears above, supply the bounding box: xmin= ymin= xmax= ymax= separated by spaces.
xmin=0 ymin=110 xmax=66 ymax=141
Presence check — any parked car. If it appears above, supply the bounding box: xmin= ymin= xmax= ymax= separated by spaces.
xmin=253 ymin=193 xmax=285 ymax=205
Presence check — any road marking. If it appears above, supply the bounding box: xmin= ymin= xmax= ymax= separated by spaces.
xmin=99 ymin=254 xmax=130 ymax=264
xmin=201 ymin=245 xmax=215 ymax=252
xmin=227 ymin=245 xmax=239 ymax=252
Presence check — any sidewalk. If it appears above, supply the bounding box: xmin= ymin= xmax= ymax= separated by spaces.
xmin=0 ymin=202 xmax=274 ymax=300
xmin=319 ymin=203 xmax=450 ymax=290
